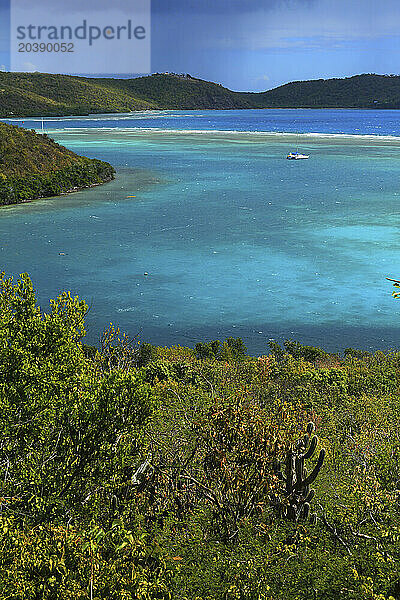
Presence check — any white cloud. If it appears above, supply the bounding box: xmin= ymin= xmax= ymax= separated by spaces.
xmin=0 ymin=65 xmax=6 ymax=71
xmin=22 ymin=62 xmax=38 ymax=71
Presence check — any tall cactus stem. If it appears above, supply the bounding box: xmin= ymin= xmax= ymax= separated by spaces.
xmin=273 ymin=422 xmax=324 ymax=522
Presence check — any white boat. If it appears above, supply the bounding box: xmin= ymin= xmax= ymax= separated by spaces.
xmin=287 ymin=152 xmax=309 ymax=160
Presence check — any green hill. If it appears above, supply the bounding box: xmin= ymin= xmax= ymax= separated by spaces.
xmin=2 ymin=72 xmax=400 ymax=116
xmin=97 ymin=73 xmax=257 ymax=109
xmin=0 ymin=72 xmax=255 ymax=117
xmin=257 ymin=73 xmax=400 ymax=108
xmin=0 ymin=121 xmax=114 ymax=205
xmin=0 ymin=72 xmax=157 ymax=117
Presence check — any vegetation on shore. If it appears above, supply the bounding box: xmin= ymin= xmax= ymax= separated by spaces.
xmin=0 ymin=271 xmax=399 ymax=599
xmin=0 ymin=121 xmax=114 ymax=205
xmin=1 ymin=72 xmax=400 ymax=117
xmin=255 ymin=73 xmax=400 ymax=109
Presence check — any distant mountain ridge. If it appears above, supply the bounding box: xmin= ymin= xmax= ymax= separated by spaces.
xmin=0 ymin=72 xmax=400 ymax=116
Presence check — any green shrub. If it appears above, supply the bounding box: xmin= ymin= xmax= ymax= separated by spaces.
xmin=195 ymin=337 xmax=247 ymax=361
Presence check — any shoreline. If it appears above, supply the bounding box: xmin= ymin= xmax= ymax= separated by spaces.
xmin=3 ymin=106 xmax=400 ymax=121
xmin=7 ymin=110 xmax=400 ymax=144
xmin=0 ymin=174 xmax=115 ymax=209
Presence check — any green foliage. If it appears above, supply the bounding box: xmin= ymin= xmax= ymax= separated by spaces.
xmin=344 ymin=347 xmax=372 ymax=359
xmin=81 ymin=343 xmax=98 ymax=359
xmin=269 ymin=338 xmax=331 ymax=364
xmin=141 ymin=373 xmax=299 ymax=544
xmin=0 ymin=122 xmax=114 ymax=205
xmin=1 ymin=272 xmax=400 ymax=597
xmin=195 ymin=337 xmax=248 ymax=361
xmin=267 ymin=340 xmax=286 ymax=360
xmin=0 ymin=72 xmax=254 ymax=117
xmin=0 ymin=516 xmax=176 ymax=599
xmin=0 ymin=271 xmax=155 ymax=525
xmin=0 ymin=71 xmax=156 ymax=118
xmin=142 ymin=359 xmax=199 ymax=385
xmin=195 ymin=339 xmax=221 ymax=360
xmin=136 ymin=342 xmax=158 ymax=367
xmin=110 ymin=73 xmax=256 ymax=110
xmin=256 ymin=73 xmax=400 ymax=108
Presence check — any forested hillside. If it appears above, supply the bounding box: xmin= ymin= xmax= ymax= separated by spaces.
xmin=257 ymin=73 xmax=400 ymax=108
xmin=0 ymin=72 xmax=156 ymax=117
xmin=0 ymin=272 xmax=399 ymax=599
xmin=2 ymin=72 xmax=400 ymax=116
xmin=0 ymin=121 xmax=114 ymax=204
xmin=100 ymin=73 xmax=257 ymax=109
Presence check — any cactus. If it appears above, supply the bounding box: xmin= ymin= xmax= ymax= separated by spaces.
xmin=273 ymin=421 xmax=325 ymax=522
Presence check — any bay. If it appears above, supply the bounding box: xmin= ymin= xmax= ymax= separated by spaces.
xmin=2 ymin=109 xmax=400 ymax=354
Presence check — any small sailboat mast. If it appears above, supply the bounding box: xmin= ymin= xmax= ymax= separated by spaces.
xmin=287 ymin=132 xmax=309 ymax=159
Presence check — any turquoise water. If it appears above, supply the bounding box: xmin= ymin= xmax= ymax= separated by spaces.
xmin=10 ymin=108 xmax=400 ymax=135
xmin=2 ymin=110 xmax=400 ymax=353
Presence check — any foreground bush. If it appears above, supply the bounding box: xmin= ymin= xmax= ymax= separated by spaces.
xmin=0 ymin=272 xmax=399 ymax=598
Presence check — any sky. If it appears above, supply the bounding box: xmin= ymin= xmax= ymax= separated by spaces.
xmin=0 ymin=0 xmax=400 ymax=91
